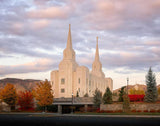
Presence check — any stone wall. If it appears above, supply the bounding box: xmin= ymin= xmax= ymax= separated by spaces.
xmin=100 ymin=103 xmax=160 ymax=112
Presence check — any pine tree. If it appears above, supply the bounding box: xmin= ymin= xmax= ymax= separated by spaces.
xmin=118 ymin=86 xmax=126 ymax=102
xmin=84 ymin=93 xmax=89 ymax=97
xmin=76 ymin=91 xmax=79 ymax=97
xmin=93 ymin=88 xmax=102 ymax=107
xmin=103 ymin=87 xmax=112 ymax=104
xmin=123 ymin=93 xmax=130 ymax=113
xmin=144 ymin=67 xmax=158 ymax=102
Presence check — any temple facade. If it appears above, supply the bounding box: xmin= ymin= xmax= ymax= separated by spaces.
xmin=50 ymin=24 xmax=113 ymax=98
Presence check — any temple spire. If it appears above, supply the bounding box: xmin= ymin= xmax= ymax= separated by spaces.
xmin=95 ymin=36 xmax=100 ymax=61
xmin=91 ymin=36 xmax=105 ymax=78
xmin=66 ymin=24 xmax=72 ymax=49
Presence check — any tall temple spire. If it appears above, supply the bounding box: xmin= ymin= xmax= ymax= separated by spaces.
xmin=95 ymin=36 xmax=100 ymax=61
xmin=62 ymin=24 xmax=77 ymax=61
xmin=66 ymin=24 xmax=72 ymax=49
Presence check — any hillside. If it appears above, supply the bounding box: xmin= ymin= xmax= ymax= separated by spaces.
xmin=113 ymin=84 xmax=160 ymax=95
xmin=0 ymin=78 xmax=42 ymax=92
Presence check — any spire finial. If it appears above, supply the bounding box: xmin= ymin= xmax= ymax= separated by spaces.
xmin=95 ymin=36 xmax=99 ymax=61
xmin=66 ymin=24 xmax=72 ymax=49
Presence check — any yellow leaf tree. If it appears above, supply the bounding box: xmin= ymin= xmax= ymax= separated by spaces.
xmin=158 ymin=87 xmax=160 ymax=96
xmin=129 ymin=88 xmax=145 ymax=95
xmin=0 ymin=83 xmax=17 ymax=110
xmin=33 ymin=79 xmax=53 ymax=111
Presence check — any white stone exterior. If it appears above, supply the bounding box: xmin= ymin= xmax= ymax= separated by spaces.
xmin=50 ymin=24 xmax=113 ymax=98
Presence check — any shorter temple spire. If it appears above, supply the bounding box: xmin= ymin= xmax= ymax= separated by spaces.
xmin=95 ymin=36 xmax=100 ymax=61
xmin=66 ymin=24 xmax=72 ymax=49
xmin=91 ymin=36 xmax=105 ymax=78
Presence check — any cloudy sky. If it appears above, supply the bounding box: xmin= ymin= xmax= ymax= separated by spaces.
xmin=0 ymin=0 xmax=160 ymax=90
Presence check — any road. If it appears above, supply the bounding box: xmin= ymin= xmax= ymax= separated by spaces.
xmin=0 ymin=113 xmax=160 ymax=126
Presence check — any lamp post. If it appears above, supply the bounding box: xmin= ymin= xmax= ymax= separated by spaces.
xmin=71 ymin=93 xmax=73 ymax=114
xmin=127 ymin=77 xmax=129 ymax=95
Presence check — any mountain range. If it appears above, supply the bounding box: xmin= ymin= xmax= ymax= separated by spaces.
xmin=0 ymin=78 xmax=159 ymax=93
xmin=0 ymin=78 xmax=42 ymax=92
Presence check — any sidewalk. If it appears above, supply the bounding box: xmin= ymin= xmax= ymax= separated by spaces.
xmin=63 ymin=114 xmax=160 ymax=118
xmin=1 ymin=112 xmax=160 ymax=118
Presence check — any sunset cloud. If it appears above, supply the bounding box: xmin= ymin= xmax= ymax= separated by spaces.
xmin=0 ymin=58 xmax=57 ymax=75
xmin=0 ymin=0 xmax=160 ymax=88
xmin=27 ymin=6 xmax=69 ymax=19
xmin=31 ymin=19 xmax=51 ymax=29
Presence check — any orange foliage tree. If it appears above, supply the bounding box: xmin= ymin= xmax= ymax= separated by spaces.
xmin=33 ymin=79 xmax=53 ymax=111
xmin=0 ymin=83 xmax=17 ymax=110
xmin=158 ymin=87 xmax=160 ymax=96
xmin=18 ymin=90 xmax=34 ymax=111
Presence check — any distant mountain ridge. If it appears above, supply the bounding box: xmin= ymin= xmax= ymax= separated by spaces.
xmin=0 ymin=78 xmax=42 ymax=92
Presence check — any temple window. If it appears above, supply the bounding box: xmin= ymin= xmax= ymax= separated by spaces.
xmin=78 ymin=78 xmax=80 ymax=84
xmin=61 ymin=78 xmax=65 ymax=84
xmin=61 ymin=88 xmax=65 ymax=93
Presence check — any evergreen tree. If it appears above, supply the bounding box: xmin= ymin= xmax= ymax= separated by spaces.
xmin=123 ymin=93 xmax=130 ymax=113
xmin=84 ymin=93 xmax=89 ymax=97
xmin=118 ymin=86 xmax=126 ymax=102
xmin=103 ymin=87 xmax=112 ymax=104
xmin=76 ymin=91 xmax=79 ymax=97
xmin=144 ymin=67 xmax=158 ymax=102
xmin=93 ymin=88 xmax=102 ymax=107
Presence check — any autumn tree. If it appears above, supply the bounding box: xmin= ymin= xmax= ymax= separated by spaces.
xmin=158 ymin=87 xmax=160 ymax=96
xmin=33 ymin=79 xmax=53 ymax=112
xmin=144 ymin=67 xmax=158 ymax=102
xmin=0 ymin=88 xmax=2 ymax=111
xmin=129 ymin=88 xmax=145 ymax=95
xmin=0 ymin=83 xmax=17 ymax=110
xmin=103 ymin=87 xmax=112 ymax=104
xmin=93 ymin=88 xmax=102 ymax=107
xmin=18 ymin=90 xmax=34 ymax=111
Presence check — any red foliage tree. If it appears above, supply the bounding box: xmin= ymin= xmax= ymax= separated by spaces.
xmin=128 ymin=95 xmax=145 ymax=102
xmin=18 ymin=90 xmax=34 ymax=111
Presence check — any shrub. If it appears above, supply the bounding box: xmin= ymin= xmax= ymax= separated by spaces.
xmin=36 ymin=105 xmax=57 ymax=112
xmin=150 ymin=109 xmax=156 ymax=113
xmin=137 ymin=110 xmax=142 ymax=112
xmin=115 ymin=110 xmax=123 ymax=113
xmin=143 ymin=110 xmax=148 ymax=112
xmin=131 ymin=110 xmax=136 ymax=112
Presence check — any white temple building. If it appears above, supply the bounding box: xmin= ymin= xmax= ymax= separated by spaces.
xmin=50 ymin=24 xmax=113 ymax=98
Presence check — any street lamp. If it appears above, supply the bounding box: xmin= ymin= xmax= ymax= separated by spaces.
xmin=127 ymin=77 xmax=129 ymax=95
xmin=71 ymin=93 xmax=73 ymax=114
